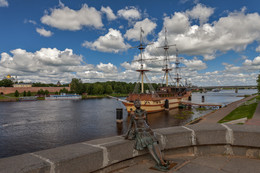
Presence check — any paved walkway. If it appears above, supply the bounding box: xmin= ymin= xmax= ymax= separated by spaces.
xmin=198 ymin=95 xmax=256 ymax=124
xmin=112 ymin=155 xmax=260 ymax=173
xmin=245 ymin=102 xmax=260 ymax=125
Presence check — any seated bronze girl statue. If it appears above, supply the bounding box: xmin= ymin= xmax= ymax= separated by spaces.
xmin=125 ymin=100 xmax=170 ymax=171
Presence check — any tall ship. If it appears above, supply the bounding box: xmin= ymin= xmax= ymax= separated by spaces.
xmin=122 ymin=28 xmax=191 ymax=113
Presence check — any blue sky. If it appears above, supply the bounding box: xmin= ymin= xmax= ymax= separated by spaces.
xmin=1 ymin=0 xmax=260 ymax=86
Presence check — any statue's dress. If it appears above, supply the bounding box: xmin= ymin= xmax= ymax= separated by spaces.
xmin=125 ymin=109 xmax=158 ymax=150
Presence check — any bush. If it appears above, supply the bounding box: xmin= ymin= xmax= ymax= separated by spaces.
xmin=14 ymin=90 xmax=19 ymax=97
xmin=44 ymin=90 xmax=49 ymax=96
xmin=27 ymin=91 xmax=31 ymax=96
xmin=23 ymin=91 xmax=26 ymax=97
xmin=37 ymin=89 xmax=45 ymax=95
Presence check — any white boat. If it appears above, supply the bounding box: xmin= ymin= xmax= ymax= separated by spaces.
xmin=45 ymin=93 xmax=82 ymax=100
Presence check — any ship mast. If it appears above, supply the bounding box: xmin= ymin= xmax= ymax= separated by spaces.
xmin=174 ymin=48 xmax=181 ymax=87
xmin=161 ymin=28 xmax=174 ymax=87
xmin=135 ymin=27 xmax=149 ymax=93
xmin=159 ymin=28 xmax=182 ymax=88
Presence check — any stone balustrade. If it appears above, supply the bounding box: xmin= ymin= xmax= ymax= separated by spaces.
xmin=1 ymin=124 xmax=260 ymax=173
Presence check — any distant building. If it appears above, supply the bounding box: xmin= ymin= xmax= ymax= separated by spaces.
xmin=13 ymin=83 xmax=32 ymax=88
xmin=57 ymin=81 xmax=61 ymax=86
xmin=3 ymin=74 xmax=17 ymax=83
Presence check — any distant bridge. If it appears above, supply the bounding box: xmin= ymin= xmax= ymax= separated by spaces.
xmin=192 ymin=85 xmax=256 ymax=90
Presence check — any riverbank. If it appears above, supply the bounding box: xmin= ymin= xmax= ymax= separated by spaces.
xmin=218 ymin=96 xmax=259 ymax=123
xmin=0 ymin=93 xmax=128 ymax=102
xmin=191 ymin=95 xmax=256 ymax=124
xmin=82 ymin=94 xmax=128 ymax=99
xmin=0 ymin=95 xmax=17 ymax=102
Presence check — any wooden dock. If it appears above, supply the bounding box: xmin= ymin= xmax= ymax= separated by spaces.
xmin=181 ymin=101 xmax=222 ymax=107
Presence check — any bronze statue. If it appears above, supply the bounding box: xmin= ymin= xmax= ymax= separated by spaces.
xmin=125 ymin=100 xmax=170 ymax=171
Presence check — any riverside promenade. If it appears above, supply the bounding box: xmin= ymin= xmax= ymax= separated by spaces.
xmin=198 ymin=95 xmax=256 ymax=124
xmin=1 ymin=95 xmax=260 ymax=173
xmin=112 ymin=95 xmax=260 ymax=173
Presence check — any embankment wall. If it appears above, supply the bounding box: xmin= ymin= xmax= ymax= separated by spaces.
xmin=1 ymin=124 xmax=260 ymax=173
xmin=0 ymin=87 xmax=70 ymax=94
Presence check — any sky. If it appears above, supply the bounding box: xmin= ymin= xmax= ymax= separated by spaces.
xmin=1 ymin=0 xmax=260 ymax=86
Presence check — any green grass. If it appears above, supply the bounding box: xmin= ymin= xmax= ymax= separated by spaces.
xmin=218 ymin=102 xmax=258 ymax=123
xmin=0 ymin=95 xmax=7 ymax=99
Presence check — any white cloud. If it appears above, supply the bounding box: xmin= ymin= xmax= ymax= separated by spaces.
xmin=97 ymin=62 xmax=117 ymax=73
xmin=183 ymin=58 xmax=207 ymax=70
xmin=82 ymin=28 xmax=130 ymax=53
xmin=148 ymin=7 xmax=260 ymax=61
xmin=0 ymin=48 xmax=94 ymax=83
xmin=186 ymin=3 xmax=214 ymax=24
xmin=0 ymin=0 xmax=8 ymax=7
xmin=117 ymin=7 xmax=141 ymax=20
xmin=223 ymin=63 xmax=242 ymax=72
xmin=243 ymin=56 xmax=260 ymax=70
xmin=101 ymin=6 xmax=117 ymax=21
xmin=24 ymin=19 xmax=37 ymax=25
xmin=163 ymin=12 xmax=190 ymax=35
xmin=41 ymin=4 xmax=103 ymax=31
xmin=256 ymin=45 xmax=260 ymax=52
xmin=124 ymin=18 xmax=157 ymax=41
xmin=36 ymin=28 xmax=53 ymax=37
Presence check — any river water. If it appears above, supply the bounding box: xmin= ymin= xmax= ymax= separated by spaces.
xmin=0 ymin=89 xmax=256 ymax=158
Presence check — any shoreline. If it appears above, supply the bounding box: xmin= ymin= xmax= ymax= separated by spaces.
xmin=0 ymin=94 xmax=128 ymax=102
xmin=186 ymin=95 xmax=256 ymax=125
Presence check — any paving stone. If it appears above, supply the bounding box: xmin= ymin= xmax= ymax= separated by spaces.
xmin=175 ymin=162 xmax=226 ymax=173
xmin=190 ymin=156 xmax=230 ymax=170
xmin=221 ymin=157 xmax=260 ymax=173
xmin=112 ymin=160 xmax=158 ymax=173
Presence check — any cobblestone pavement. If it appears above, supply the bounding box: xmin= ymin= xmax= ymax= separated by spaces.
xmin=111 ymin=155 xmax=260 ymax=173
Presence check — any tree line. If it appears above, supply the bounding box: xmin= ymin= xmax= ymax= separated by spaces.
xmin=0 ymin=79 xmax=69 ymax=87
xmin=69 ymin=78 xmax=160 ymax=95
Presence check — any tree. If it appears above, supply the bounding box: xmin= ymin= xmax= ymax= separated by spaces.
xmin=27 ymin=91 xmax=31 ymax=96
xmin=92 ymin=83 xmax=104 ymax=95
xmin=70 ymin=78 xmax=84 ymax=94
xmin=0 ymin=79 xmax=13 ymax=87
xmin=14 ymin=90 xmax=19 ymax=97
xmin=105 ymin=85 xmax=113 ymax=94
xmin=23 ymin=91 xmax=26 ymax=97
xmin=44 ymin=90 xmax=49 ymax=96
xmin=60 ymin=88 xmax=68 ymax=94
xmin=257 ymin=74 xmax=260 ymax=94
xmin=37 ymin=89 xmax=45 ymax=95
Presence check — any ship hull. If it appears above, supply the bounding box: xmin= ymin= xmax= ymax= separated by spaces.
xmin=122 ymin=94 xmax=190 ymax=113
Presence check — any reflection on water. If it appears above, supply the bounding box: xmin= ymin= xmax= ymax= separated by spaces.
xmin=0 ymin=89 xmax=256 ymax=158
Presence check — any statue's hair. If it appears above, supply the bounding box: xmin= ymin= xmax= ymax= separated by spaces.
xmin=134 ymin=99 xmax=140 ymax=105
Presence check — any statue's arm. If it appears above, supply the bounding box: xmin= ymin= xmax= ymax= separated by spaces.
xmin=144 ymin=110 xmax=149 ymax=125
xmin=125 ymin=114 xmax=134 ymax=139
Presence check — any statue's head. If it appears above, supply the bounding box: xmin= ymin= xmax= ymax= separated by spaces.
xmin=134 ymin=99 xmax=141 ymax=109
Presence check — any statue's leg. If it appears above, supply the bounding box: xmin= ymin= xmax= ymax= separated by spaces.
xmin=147 ymin=144 xmax=160 ymax=164
xmin=153 ymin=143 xmax=167 ymax=166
